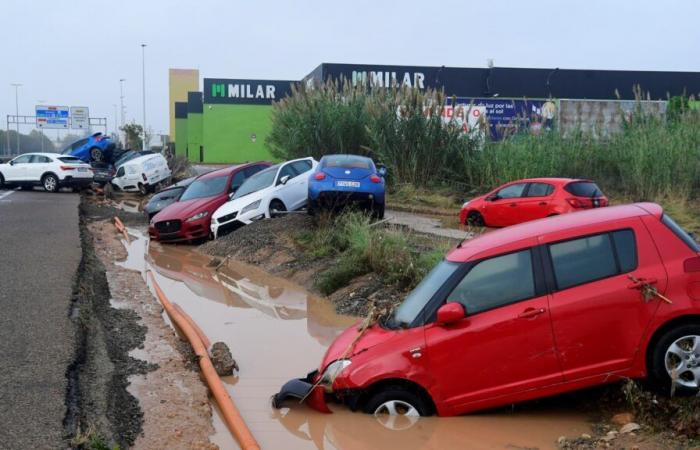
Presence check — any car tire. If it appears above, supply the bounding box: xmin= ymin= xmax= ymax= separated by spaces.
xmin=42 ymin=174 xmax=59 ymax=193
xmin=372 ymin=203 xmax=385 ymax=220
xmin=364 ymin=385 xmax=431 ymax=419
xmin=0 ymin=173 xmax=4 ymax=190
xmin=307 ymin=199 xmax=315 ymax=216
xmin=649 ymin=323 xmax=700 ymax=396
xmin=138 ymin=183 xmax=148 ymax=195
xmin=89 ymin=147 xmax=104 ymax=162
xmin=269 ymin=199 xmax=286 ymax=218
xmin=466 ymin=211 xmax=485 ymax=227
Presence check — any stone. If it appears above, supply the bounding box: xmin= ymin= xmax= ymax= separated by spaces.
xmin=620 ymin=422 xmax=641 ymax=434
xmin=210 ymin=341 xmax=239 ymax=376
xmin=611 ymin=412 xmax=635 ymax=426
xmin=581 ymin=433 xmax=592 ymax=439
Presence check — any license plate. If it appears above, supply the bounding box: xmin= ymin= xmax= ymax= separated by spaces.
xmin=78 ymin=167 xmax=88 ymax=172
xmin=335 ymin=180 xmax=360 ymax=188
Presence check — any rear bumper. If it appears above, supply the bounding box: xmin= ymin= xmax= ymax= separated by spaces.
xmin=60 ymin=176 xmax=94 ymax=187
xmin=310 ymin=191 xmax=384 ymax=209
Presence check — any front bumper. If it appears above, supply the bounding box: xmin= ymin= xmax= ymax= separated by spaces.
xmin=149 ymin=219 xmax=211 ymax=243
xmin=211 ymin=209 xmax=265 ymax=238
xmin=272 ymin=371 xmax=332 ymax=413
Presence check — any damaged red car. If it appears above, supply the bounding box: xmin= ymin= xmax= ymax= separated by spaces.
xmin=274 ymin=203 xmax=700 ymax=418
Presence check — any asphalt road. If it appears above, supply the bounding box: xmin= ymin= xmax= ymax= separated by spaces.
xmin=0 ymin=189 xmax=82 ymax=449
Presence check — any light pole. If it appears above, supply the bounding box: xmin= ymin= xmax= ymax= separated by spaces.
xmin=37 ymin=99 xmax=46 ymax=152
xmin=141 ymin=44 xmax=147 ymax=150
xmin=112 ymin=104 xmax=118 ymax=136
xmin=11 ymin=83 xmax=21 ymax=154
xmin=119 ymin=78 xmax=126 ymax=127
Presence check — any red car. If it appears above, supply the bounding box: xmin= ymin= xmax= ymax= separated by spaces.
xmin=459 ymin=177 xmax=608 ymax=227
xmin=274 ymin=203 xmax=700 ymax=418
xmin=149 ymin=162 xmax=270 ymax=242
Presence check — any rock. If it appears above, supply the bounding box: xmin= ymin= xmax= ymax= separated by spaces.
xmin=620 ymin=422 xmax=641 ymax=434
xmin=210 ymin=341 xmax=239 ymax=376
xmin=602 ymin=431 xmax=618 ymax=442
xmin=611 ymin=412 xmax=635 ymax=426
xmin=557 ymin=436 xmax=567 ymax=445
xmin=581 ymin=433 xmax=592 ymax=439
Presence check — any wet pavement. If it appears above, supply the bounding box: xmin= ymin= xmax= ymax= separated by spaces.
xmin=120 ymin=229 xmax=591 ymax=450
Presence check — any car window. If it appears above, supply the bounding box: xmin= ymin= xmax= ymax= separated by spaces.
xmin=180 ymin=176 xmax=228 ymax=201
xmin=233 ymin=166 xmax=278 ymax=199
xmin=496 ymin=183 xmax=527 ymax=199
xmin=116 ymin=167 xmax=125 ymax=177
xmin=230 ymin=171 xmax=247 ymax=192
xmin=290 ymin=160 xmax=312 ymax=175
xmin=322 ymin=155 xmax=371 ymax=169
xmin=57 ymin=156 xmax=82 ymax=164
xmin=153 ymin=187 xmax=183 ymax=202
xmin=549 ymin=231 xmax=637 ymax=290
xmin=114 ymin=151 xmax=138 ymax=167
xmin=564 ymin=181 xmax=603 ymax=197
xmin=11 ymin=155 xmax=32 ymax=164
xmin=72 ymin=138 xmax=88 ymax=150
xmin=276 ymin=163 xmax=297 ymax=185
xmin=448 ymin=250 xmax=535 ymax=315
xmin=526 ymin=183 xmax=554 ymax=197
xmin=661 ymin=214 xmax=700 ymax=252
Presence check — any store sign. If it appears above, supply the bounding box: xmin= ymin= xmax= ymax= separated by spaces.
xmin=203 ymin=78 xmax=294 ymax=105
xmin=35 ymin=105 xmax=70 ymax=129
xmin=70 ymin=106 xmax=89 ymax=129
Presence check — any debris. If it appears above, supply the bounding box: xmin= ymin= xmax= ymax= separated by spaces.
xmin=620 ymin=422 xmax=641 ymax=434
xmin=602 ymin=431 xmax=618 ymax=442
xmin=580 ymin=433 xmax=592 ymax=439
xmin=611 ymin=412 xmax=635 ymax=426
xmin=210 ymin=342 xmax=239 ymax=376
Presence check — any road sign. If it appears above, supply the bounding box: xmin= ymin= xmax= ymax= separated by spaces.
xmin=70 ymin=106 xmax=89 ymax=129
xmin=35 ymin=105 xmax=70 ymax=129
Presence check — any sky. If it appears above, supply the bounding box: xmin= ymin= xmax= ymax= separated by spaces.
xmin=1 ymin=0 xmax=699 ymax=141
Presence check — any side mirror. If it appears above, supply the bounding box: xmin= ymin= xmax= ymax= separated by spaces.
xmin=436 ymin=302 xmax=465 ymax=326
xmin=377 ymin=165 xmax=387 ymax=177
xmin=229 ymin=191 xmax=236 ymax=199
xmin=9 ymin=161 xmax=14 ymax=166
xmin=280 ymin=175 xmax=290 ymax=185
xmin=486 ymin=194 xmax=499 ymax=201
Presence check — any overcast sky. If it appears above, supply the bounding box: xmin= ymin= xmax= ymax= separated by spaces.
xmin=1 ymin=0 xmax=699 ymax=140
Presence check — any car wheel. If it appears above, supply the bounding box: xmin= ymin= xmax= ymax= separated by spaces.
xmin=89 ymin=147 xmax=104 ymax=162
xmin=0 ymin=173 xmax=4 ymax=190
xmin=372 ymin=202 xmax=385 ymax=220
xmin=42 ymin=174 xmax=59 ymax=193
xmin=466 ymin=211 xmax=485 ymax=227
xmin=307 ymin=199 xmax=315 ymax=216
xmin=364 ymin=385 xmax=430 ymax=425
xmin=138 ymin=183 xmax=148 ymax=195
xmin=269 ymin=199 xmax=286 ymax=218
xmin=650 ymin=324 xmax=700 ymax=395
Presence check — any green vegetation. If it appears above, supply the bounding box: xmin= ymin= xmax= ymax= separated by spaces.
xmin=71 ymin=427 xmax=120 ymax=450
xmin=296 ymin=212 xmax=449 ymax=295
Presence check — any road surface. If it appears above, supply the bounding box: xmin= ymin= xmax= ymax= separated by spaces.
xmin=0 ymin=189 xmax=82 ymax=449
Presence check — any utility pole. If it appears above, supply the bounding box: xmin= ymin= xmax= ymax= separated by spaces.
xmin=11 ymin=83 xmax=21 ymax=154
xmin=141 ymin=44 xmax=147 ymax=150
xmin=37 ymin=99 xmax=46 ymax=152
xmin=112 ymin=104 xmax=118 ymax=136
xmin=119 ymin=78 xmax=126 ymax=127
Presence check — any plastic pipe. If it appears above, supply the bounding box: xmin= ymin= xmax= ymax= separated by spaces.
xmin=147 ymin=272 xmax=260 ymax=450
xmin=172 ymin=302 xmax=211 ymax=349
xmin=113 ymin=216 xmax=129 ymax=241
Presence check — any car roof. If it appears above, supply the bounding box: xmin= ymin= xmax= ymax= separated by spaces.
xmin=14 ymin=152 xmax=63 ymax=158
xmin=196 ymin=162 xmax=256 ymax=180
xmin=447 ymin=202 xmax=663 ymax=262
xmin=504 ymin=177 xmax=585 ymax=185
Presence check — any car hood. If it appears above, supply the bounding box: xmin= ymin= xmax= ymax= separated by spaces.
xmin=319 ymin=322 xmax=396 ymax=371
xmin=322 ymin=167 xmax=373 ymax=180
xmin=216 ymin=188 xmax=270 ymax=217
xmin=152 ymin=196 xmax=223 ymax=222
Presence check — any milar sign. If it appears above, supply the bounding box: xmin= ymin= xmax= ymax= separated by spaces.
xmin=204 ymin=78 xmax=295 ymax=105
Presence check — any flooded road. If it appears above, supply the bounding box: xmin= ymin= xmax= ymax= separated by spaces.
xmin=121 ymin=229 xmax=590 ymax=450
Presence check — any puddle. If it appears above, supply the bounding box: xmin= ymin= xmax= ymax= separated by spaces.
xmin=110 ymin=197 xmax=145 ymax=214
xmin=123 ymin=231 xmax=590 ymax=450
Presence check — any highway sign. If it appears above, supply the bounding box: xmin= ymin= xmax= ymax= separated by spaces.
xmin=35 ymin=105 xmax=70 ymax=129
xmin=70 ymin=106 xmax=89 ymax=129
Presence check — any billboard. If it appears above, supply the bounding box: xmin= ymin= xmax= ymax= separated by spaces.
xmin=203 ymin=78 xmax=295 ymax=105
xmin=70 ymin=106 xmax=89 ymax=129
xmin=449 ymin=98 xmax=556 ymax=139
xmin=35 ymin=105 xmax=70 ymax=129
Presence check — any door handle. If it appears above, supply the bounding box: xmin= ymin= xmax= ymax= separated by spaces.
xmin=509 ymin=203 xmax=517 ymax=207
xmin=518 ymin=307 xmax=546 ymax=319
xmin=539 ymin=202 xmax=547 ymax=206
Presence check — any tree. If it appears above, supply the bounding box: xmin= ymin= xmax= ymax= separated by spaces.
xmin=120 ymin=123 xmax=143 ymax=150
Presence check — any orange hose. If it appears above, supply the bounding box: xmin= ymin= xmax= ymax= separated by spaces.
xmin=113 ymin=216 xmax=129 ymax=241
xmin=147 ymin=272 xmax=260 ymax=450
xmin=172 ymin=303 xmax=211 ymax=349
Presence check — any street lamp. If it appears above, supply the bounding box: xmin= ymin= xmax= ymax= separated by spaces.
xmin=38 ymin=99 xmax=47 ymax=152
xmin=141 ymin=44 xmax=147 ymax=150
xmin=112 ymin=104 xmax=118 ymax=136
xmin=11 ymin=83 xmax=21 ymax=154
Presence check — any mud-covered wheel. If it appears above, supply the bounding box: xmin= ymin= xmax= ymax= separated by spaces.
xmin=269 ymin=199 xmax=286 ymax=218
xmin=42 ymin=174 xmax=59 ymax=193
xmin=364 ymin=385 xmax=430 ymax=425
xmin=0 ymin=173 xmax=5 ymax=189
xmin=138 ymin=183 xmax=148 ymax=195
xmin=89 ymin=147 xmax=104 ymax=162
xmin=649 ymin=324 xmax=700 ymax=395
xmin=466 ymin=211 xmax=485 ymax=227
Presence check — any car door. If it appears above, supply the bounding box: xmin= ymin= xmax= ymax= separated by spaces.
xmin=285 ymin=160 xmax=314 ymax=210
xmin=483 ymin=182 xmax=528 ymax=226
xmin=424 ymin=245 xmax=562 ymax=411
xmin=5 ymin=154 xmax=33 ymax=181
xmin=542 ymin=219 xmax=667 ymax=381
xmin=518 ymin=183 xmax=555 ymax=222
xmin=28 ymin=155 xmax=52 ymax=180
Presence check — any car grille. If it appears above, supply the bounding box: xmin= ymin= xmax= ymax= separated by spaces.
xmin=155 ymin=220 xmax=182 ymax=233
xmin=217 ymin=212 xmax=237 ymax=223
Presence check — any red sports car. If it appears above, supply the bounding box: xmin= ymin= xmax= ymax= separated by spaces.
xmin=149 ymin=162 xmax=270 ymax=243
xmin=459 ymin=178 xmax=608 ymax=227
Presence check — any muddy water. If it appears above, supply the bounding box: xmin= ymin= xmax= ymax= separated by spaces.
xmin=124 ymin=230 xmax=590 ymax=450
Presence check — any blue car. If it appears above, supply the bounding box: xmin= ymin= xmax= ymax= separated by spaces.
xmin=61 ymin=132 xmax=116 ymax=163
xmin=307 ymin=154 xmax=386 ymax=218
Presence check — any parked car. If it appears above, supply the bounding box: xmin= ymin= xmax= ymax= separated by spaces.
xmin=460 ymin=178 xmax=608 ymax=227
xmin=210 ymin=157 xmax=317 ymax=238
xmin=274 ymin=203 xmax=700 ymax=418
xmin=0 ymin=152 xmax=93 ymax=192
xmin=61 ymin=132 xmax=116 ymax=163
xmin=111 ymin=152 xmax=171 ymax=194
xmin=149 ymin=162 xmax=270 ymax=243
xmin=307 ymin=154 xmax=386 ymax=219
xmin=143 ymin=177 xmax=195 ymax=220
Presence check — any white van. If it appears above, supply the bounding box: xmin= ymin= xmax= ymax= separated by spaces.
xmin=111 ymin=152 xmax=171 ymax=194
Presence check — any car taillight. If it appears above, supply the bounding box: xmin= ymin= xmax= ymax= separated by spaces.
xmin=142 ymin=173 xmax=147 ymax=181
xmin=370 ymin=174 xmax=381 ymax=183
xmin=60 ymin=165 xmax=76 ymax=171
xmin=94 ymin=135 xmax=103 ymax=142
xmin=684 ymin=256 xmax=700 ymax=272
xmin=314 ymin=172 xmax=326 ymax=181
xmin=566 ymin=198 xmax=584 ymax=208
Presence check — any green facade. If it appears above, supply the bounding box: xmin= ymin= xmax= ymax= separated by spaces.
xmin=201 ymin=104 xmax=275 ymax=163
xmin=174 ymin=117 xmax=188 ymax=157
xmin=186 ymin=112 xmax=203 ymax=162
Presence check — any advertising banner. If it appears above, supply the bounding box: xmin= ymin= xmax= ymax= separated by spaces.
xmin=450 ymin=98 xmax=557 ymax=140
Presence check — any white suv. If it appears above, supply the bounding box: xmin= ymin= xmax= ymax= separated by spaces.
xmin=0 ymin=152 xmax=94 ymax=192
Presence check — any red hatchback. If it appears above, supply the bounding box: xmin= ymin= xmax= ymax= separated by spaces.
xmin=149 ymin=162 xmax=270 ymax=243
xmin=459 ymin=177 xmax=608 ymax=227
xmin=275 ymin=203 xmax=700 ymax=418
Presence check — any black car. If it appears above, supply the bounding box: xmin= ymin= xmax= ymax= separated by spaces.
xmin=143 ymin=177 xmax=195 ymax=220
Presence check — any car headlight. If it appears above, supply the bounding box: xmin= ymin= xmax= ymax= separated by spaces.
xmin=241 ymin=200 xmax=261 ymax=215
xmin=462 ymin=200 xmax=470 ymax=208
xmin=186 ymin=211 xmax=208 ymax=222
xmin=319 ymin=359 xmax=352 ymax=388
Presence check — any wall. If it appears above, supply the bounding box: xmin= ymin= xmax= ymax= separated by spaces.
xmin=174 ymin=117 xmax=188 ymax=158
xmin=201 ymin=104 xmax=274 ymax=163
xmin=186 ymin=112 xmax=203 ymax=162
xmin=559 ymin=99 xmax=667 ymax=137
xmin=168 ymin=69 xmax=199 ymax=139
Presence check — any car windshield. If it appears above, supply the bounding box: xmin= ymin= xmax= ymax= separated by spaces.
xmin=386 ymin=260 xmax=460 ymax=329
xmin=57 ymin=156 xmax=82 ymax=164
xmin=232 ymin=166 xmax=278 ymax=199
xmin=180 ymin=176 xmax=228 ymax=201
xmin=152 ymin=187 xmax=184 ymax=202
xmin=565 ymin=181 xmax=603 ymax=197
xmin=114 ymin=151 xmax=138 ymax=167
xmin=322 ymin=155 xmax=371 ymax=170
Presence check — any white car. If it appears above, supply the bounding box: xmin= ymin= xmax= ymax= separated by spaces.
xmin=211 ymin=157 xmax=317 ymax=237
xmin=0 ymin=152 xmax=93 ymax=192
xmin=110 ymin=152 xmax=171 ymax=194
